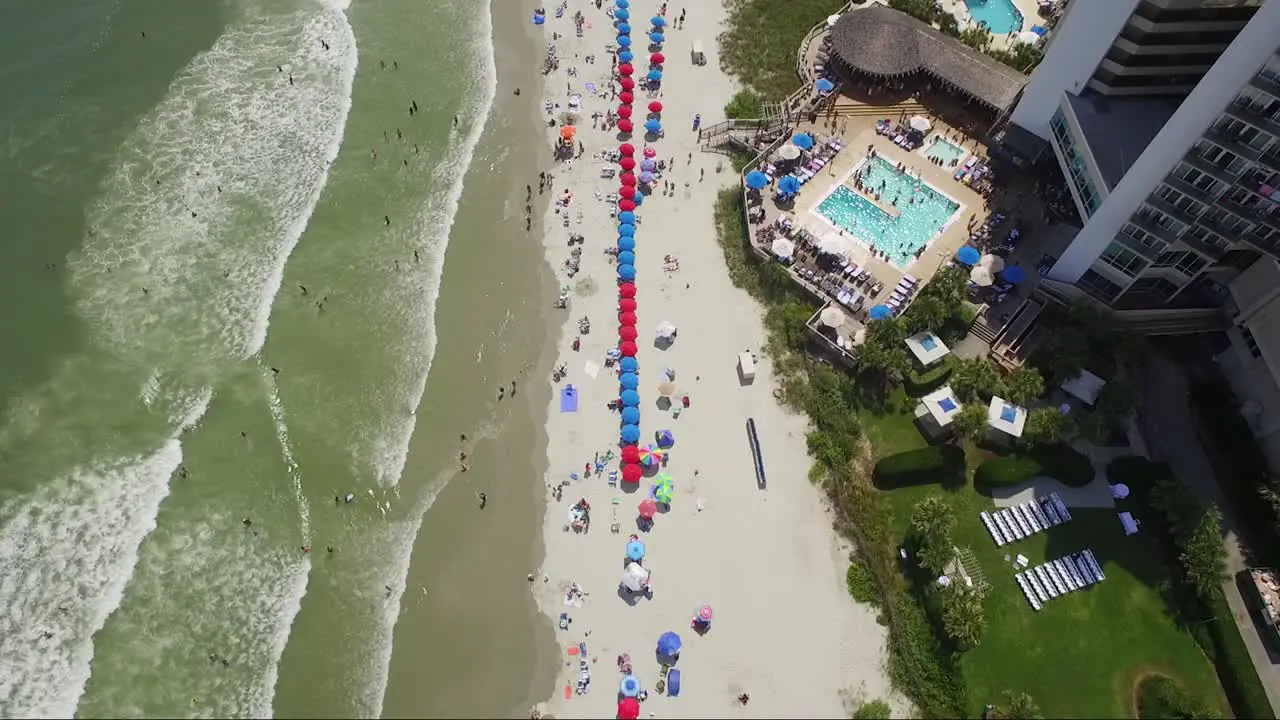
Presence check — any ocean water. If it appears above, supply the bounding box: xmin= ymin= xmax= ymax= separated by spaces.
xmin=0 ymin=0 xmax=515 ymax=716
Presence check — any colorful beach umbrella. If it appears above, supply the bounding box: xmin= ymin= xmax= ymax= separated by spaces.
xmin=615 ymin=7 xmax=630 ymax=19
xmin=619 ymin=369 xmax=639 ymax=387
xmin=632 ymin=191 xmax=644 ymax=205
xmin=619 ymin=311 xmax=638 ymax=327
xmin=618 ymin=264 xmax=636 ymax=280
xmin=648 ymin=100 xmax=663 ymax=112
xmin=618 ymin=143 xmax=635 ymax=156
xmin=620 ymin=389 xmax=641 ymax=406
xmin=621 ymin=444 xmax=641 ymax=463
xmin=643 ymin=147 xmax=657 ymax=158
xmin=638 ymin=171 xmax=654 ymax=185
xmin=625 ymin=540 xmax=646 ymax=561
xmin=745 ymin=171 xmax=768 ymax=190
xmin=617 ymin=250 xmax=636 ymax=265
xmin=696 ymin=604 xmax=713 ymax=622
xmin=618 ymin=35 xmax=632 ymax=47
xmin=616 ymin=22 xmax=632 ymax=34
xmin=618 ymin=223 xmax=635 ymax=236
xmin=621 ymin=462 xmax=642 ymax=483
xmin=655 ymin=429 xmax=675 ymax=448
xmin=620 ymin=356 xmax=639 ymax=372
xmin=654 ymin=482 xmax=673 ymax=505
xmin=618 ymin=199 xmax=636 ymax=211
xmin=619 ymin=282 xmax=637 ymax=298
xmin=614 ymin=0 xmax=628 ymax=8
xmin=638 ymin=498 xmax=658 ymax=519
xmin=617 ymin=105 xmax=633 ymax=118
xmin=639 ymin=158 xmax=657 ymax=172
xmin=619 ymin=77 xmax=635 ymax=90
xmin=619 ymin=90 xmax=635 ymax=104
xmin=617 ymin=236 xmax=636 ymax=251
xmin=644 ymin=119 xmax=661 ymax=133
xmin=638 ymin=446 xmax=663 ymax=466
xmin=646 ymin=69 xmax=662 ymax=81
xmin=618 ymin=209 xmax=636 ymax=222
xmin=619 ymin=297 xmax=638 ymax=313
xmin=619 ymin=156 xmax=636 ymax=171
xmin=619 ymin=340 xmax=639 ymax=357
xmin=621 ymin=406 xmax=640 ymax=425
xmin=656 ymin=631 xmax=681 ymax=657
xmin=650 ymin=54 xmax=664 ymax=65
xmin=618 ymin=63 xmax=634 ymax=76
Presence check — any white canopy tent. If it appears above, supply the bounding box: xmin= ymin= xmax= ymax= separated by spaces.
xmin=920 ymin=385 xmax=963 ymax=428
xmin=819 ymin=305 xmax=846 ymax=328
xmin=905 ymin=331 xmax=951 ymax=367
xmin=987 ymin=395 xmax=1027 ymax=438
xmin=818 ymin=232 xmax=854 ymax=259
xmin=655 ymin=321 xmax=677 ymax=339
xmin=1061 ymin=370 xmax=1107 ymax=406
xmin=908 ymin=115 xmax=932 ymax=132
xmin=771 ymin=237 xmax=796 ymax=258
xmin=778 ymin=144 xmax=802 ymax=161
xmin=620 ymin=562 xmax=650 ymax=592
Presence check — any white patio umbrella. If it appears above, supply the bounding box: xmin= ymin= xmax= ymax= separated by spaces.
xmin=771 ymin=237 xmax=796 ymax=258
xmin=820 ymin=306 xmax=846 ymax=328
xmin=827 ymin=13 xmax=842 ymax=27
xmin=969 ymin=265 xmax=995 ymax=287
xmin=1017 ymin=31 xmax=1041 ymax=45
xmin=818 ymin=233 xmax=850 ymax=258
xmin=655 ymin=320 xmax=677 ymax=339
xmin=620 ymin=562 xmax=650 ymax=592
xmin=978 ymin=254 xmax=1005 ymax=272
xmin=778 ymin=144 xmax=801 ymax=161
xmin=908 ymin=115 xmax=932 ymax=133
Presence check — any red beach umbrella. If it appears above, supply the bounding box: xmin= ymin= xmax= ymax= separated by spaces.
xmin=618 ymin=143 xmax=635 ymax=156
xmin=621 ymin=445 xmax=641 ymax=464
xmin=619 ymin=157 xmax=636 ymax=170
xmin=619 ymin=340 xmax=639 ymax=356
xmin=619 ymin=297 xmax=638 ymax=312
xmin=618 ymin=63 xmax=634 ymax=76
xmin=617 ymin=118 xmax=634 ymax=133
xmin=650 ymin=53 xmax=665 ymax=64
xmin=620 ymin=174 xmax=637 ymax=186
xmin=619 ymin=325 xmax=638 ymax=340
xmin=617 ymin=105 xmax=633 ymax=118
xmin=621 ymin=463 xmax=643 ymax=484
xmin=619 ymin=91 xmax=634 ymax=104
xmin=619 ymin=77 xmax=635 ymax=90
xmin=619 ymin=311 xmax=638 ymax=326
xmin=648 ymin=101 xmax=663 ymax=112
xmin=637 ymin=499 xmax=658 ymax=520
xmin=619 ymin=283 xmax=637 ymax=298
xmin=618 ymin=199 xmax=636 ymax=211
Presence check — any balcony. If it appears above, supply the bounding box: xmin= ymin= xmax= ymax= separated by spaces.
xmin=1182 ymin=151 xmax=1239 ymax=185
xmin=1130 ymin=212 xmax=1182 ymax=247
xmin=1223 ymin=104 xmax=1280 ymax=143
xmin=1176 ymin=233 xmax=1227 ymax=263
xmin=1250 ymin=74 xmax=1280 ymax=102
xmin=1162 ymin=175 xmax=1218 ymax=206
xmin=1114 ymin=230 xmax=1165 ymax=262
xmin=1259 ymin=152 xmax=1280 ymax=176
xmin=1145 ymin=194 xmax=1201 ymax=228
xmin=1202 ymin=127 xmax=1262 ymax=163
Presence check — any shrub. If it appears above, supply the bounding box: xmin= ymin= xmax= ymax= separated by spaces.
xmin=975 ymin=445 xmax=1094 ymax=490
xmin=939 ymin=583 xmax=987 ymax=650
xmin=852 ymin=698 xmax=892 ymax=720
xmin=1136 ymin=675 xmax=1211 ymax=719
xmin=847 ymin=559 xmax=877 ymax=605
xmin=873 ymin=445 xmax=966 ymax=489
xmin=1201 ymin=590 xmax=1276 ymax=719
xmin=905 ymin=356 xmax=954 ymax=397
xmin=724 ymin=89 xmax=763 ymax=119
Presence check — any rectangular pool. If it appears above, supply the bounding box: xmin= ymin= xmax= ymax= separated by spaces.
xmin=963 ymin=0 xmax=1023 ymax=34
xmin=815 ymin=155 xmax=961 ymax=268
xmin=923 ymin=136 xmax=967 ymax=166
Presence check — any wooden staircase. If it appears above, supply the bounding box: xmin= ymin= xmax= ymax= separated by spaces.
xmin=826 ymin=99 xmax=927 ymax=120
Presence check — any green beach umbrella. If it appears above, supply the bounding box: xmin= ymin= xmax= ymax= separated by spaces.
xmin=655 ymin=473 xmax=674 ymax=504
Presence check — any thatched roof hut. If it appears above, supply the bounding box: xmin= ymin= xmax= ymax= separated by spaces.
xmin=828 ymin=6 xmax=1028 ymax=111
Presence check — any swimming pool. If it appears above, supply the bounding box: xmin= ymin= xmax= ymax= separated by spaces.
xmin=923 ymin=136 xmax=967 ymax=166
xmin=964 ymin=0 xmax=1023 ymax=34
xmin=815 ymin=155 xmax=961 ymax=268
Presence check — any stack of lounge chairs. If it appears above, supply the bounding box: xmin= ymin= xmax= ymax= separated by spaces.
xmin=979 ymin=492 xmax=1071 ymax=547
xmin=883 ymin=274 xmax=917 ymax=314
xmin=1015 ymin=550 xmax=1105 ymax=611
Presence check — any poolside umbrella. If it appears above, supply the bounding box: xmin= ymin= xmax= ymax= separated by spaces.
xmin=771 ymin=237 xmax=796 ymax=258
xmin=621 ymin=462 xmax=643 ymax=482
xmin=696 ymin=604 xmax=713 ymax=622
xmin=620 ymin=356 xmax=639 ymax=372
xmin=618 ymin=699 xmax=641 ymax=720
xmin=621 ymin=389 xmax=641 ymax=406
xmin=619 ymin=63 xmax=634 ymax=76
xmin=619 ymin=91 xmax=635 ymax=103
xmin=617 ymin=22 xmax=632 ymax=33
xmin=745 ymin=171 xmax=769 ymax=190
xmin=619 ymin=297 xmax=638 ymax=313
xmin=649 ymin=32 xmax=665 ymax=43
xmin=643 ymin=147 xmax=657 ymax=158
xmin=638 ymin=498 xmax=658 ymax=519
xmin=618 ymin=49 xmax=634 ymax=62
xmin=644 ymin=119 xmax=661 ymax=133
xmin=969 ymin=265 xmax=995 ymax=286
xmin=620 ymin=675 xmax=642 ymax=699
xmin=618 ymin=250 xmax=636 ymax=265
xmin=815 ymin=78 xmax=835 ymax=93
xmin=619 ymin=282 xmax=637 ymax=298
xmin=820 ymin=306 xmax=845 ymax=328
xmin=908 ymin=115 xmax=932 ymax=133
xmin=1001 ymin=266 xmax=1027 ymax=284
xmin=625 ymin=540 xmax=646 ymax=562
xmin=869 ymin=304 xmax=892 ymax=320
xmin=647 ymin=69 xmax=662 ymax=81
xmin=617 ymin=117 xmax=634 ymax=133
xmin=620 ymin=311 xmax=638 ymax=326
xmin=618 ymin=143 xmax=635 ymax=156
xmin=778 ymin=144 xmax=801 ymax=161
xmin=649 ymin=55 xmax=664 ymax=66
xmin=651 ymin=15 xmax=666 ymax=26
xmin=621 ymin=425 xmax=641 ymax=443
xmin=620 ymin=340 xmax=639 ymax=357
xmin=617 ymin=105 xmax=633 ymax=118
xmin=656 ymin=631 xmax=682 ymax=657
xmin=791 ymin=133 xmax=815 ymax=150
xmin=618 ymin=35 xmax=632 ymax=47
xmin=655 ymin=320 xmax=677 ymax=339
xmin=979 ymin=254 xmax=1005 ymax=272
xmin=618 ymin=223 xmax=636 ymax=236
xmin=621 ymin=444 xmax=641 ymax=463
xmin=618 ymin=199 xmax=636 ymax=212
xmin=638 ymin=171 xmax=655 ymax=185
xmin=655 ymin=429 xmax=675 ymax=448
xmin=648 ymin=100 xmax=663 ymax=112
xmin=955 ymin=246 xmax=982 ymax=265
xmin=618 ymin=264 xmax=637 ymax=280
xmin=640 ymin=158 xmax=657 ymax=172
xmin=778 ymin=175 xmax=801 ymax=194
xmin=618 ymin=236 xmax=636 ymax=251
xmin=620 ymin=369 xmax=639 ymax=387
xmin=621 ymin=406 xmax=641 ymax=425
xmin=619 ymin=77 xmax=635 ymax=90
xmin=656 ymin=380 xmax=677 ymax=397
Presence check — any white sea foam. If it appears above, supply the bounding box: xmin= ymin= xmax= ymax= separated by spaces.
xmin=265 ymin=370 xmax=311 ymax=541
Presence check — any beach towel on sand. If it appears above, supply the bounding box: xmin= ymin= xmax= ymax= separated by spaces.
xmin=560 ymin=385 xmax=579 ymax=413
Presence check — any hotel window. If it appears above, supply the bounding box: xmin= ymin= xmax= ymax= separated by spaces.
xmin=1050 ymin=107 xmax=1102 ymax=216
xmin=1241 ymin=326 xmax=1263 ymax=359
xmin=1233 ymin=88 xmax=1280 ymax=117
xmin=1155 ymin=186 xmax=1204 ymax=217
xmin=1136 ymin=207 xmax=1186 ymax=237
xmin=1078 ymin=269 xmax=1123 ymax=303
xmin=1120 ymin=223 xmax=1168 ymax=254
xmin=1100 ymin=242 xmax=1149 ymax=278
xmin=1260 ymin=57 xmax=1280 ymax=85
xmin=1173 ymin=165 xmax=1224 ymax=197
xmin=1213 ymin=117 xmax=1259 ymax=145
xmin=1126 ymin=276 xmax=1181 ymax=301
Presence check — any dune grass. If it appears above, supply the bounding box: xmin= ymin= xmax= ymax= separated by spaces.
xmin=718 ymin=0 xmax=847 ymax=100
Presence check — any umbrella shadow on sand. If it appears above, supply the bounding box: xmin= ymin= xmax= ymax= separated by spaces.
xmin=616 ymin=130 xmax=634 ymax=142
xmin=656 ymin=396 xmax=673 ymax=410
xmin=617 ymin=585 xmax=651 ymax=607
xmin=643 ymin=131 xmax=662 ymax=143
xmin=653 ymin=336 xmax=673 ymax=350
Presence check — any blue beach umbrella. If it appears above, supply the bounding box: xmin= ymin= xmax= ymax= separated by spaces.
xmin=815 ymin=78 xmax=835 ymax=92
xmin=625 ymin=540 xmax=646 ymax=561
xmin=955 ymin=246 xmax=981 ymax=265
xmin=651 ymin=15 xmax=666 ymax=27
xmin=632 ymin=191 xmax=644 ymax=205
xmin=778 ymin=175 xmax=801 ymax=194
xmin=618 ymin=35 xmax=632 ymax=47
xmin=618 ymin=49 xmax=634 ymax=62
xmin=744 ymin=171 xmax=769 ymax=190
xmin=647 ymin=69 xmax=663 ymax=81
xmin=869 ymin=304 xmax=892 ymax=320
xmin=615 ymin=0 xmax=629 ymax=8
xmin=1001 ymin=266 xmax=1027 ymax=284
xmin=615 ymin=8 xmax=630 ymax=20
xmin=621 ymin=406 xmax=641 ymax=425
xmin=618 ymin=264 xmax=637 ymax=281
xmin=617 ymin=250 xmax=636 ymax=265
xmin=620 ymin=372 xmax=640 ymax=390
xmin=618 ymin=236 xmax=636 ymax=251
xmin=617 ymin=22 xmax=632 ymax=33
xmin=620 ymin=356 xmax=639 ymax=373
xmin=655 ymin=429 xmax=675 ymax=448
xmin=620 ymin=675 xmax=642 ymax=698
xmin=618 ymin=210 xmax=636 ymax=224
xmin=644 ymin=119 xmax=662 ymax=133
xmin=619 ymin=223 xmax=636 ymax=236
xmin=621 ymin=389 xmax=641 ymax=407
xmin=621 ymin=424 xmax=641 ymax=443
xmin=649 ymin=32 xmax=665 ymax=44
xmin=656 ymin=631 xmax=682 ymax=657
xmin=791 ymin=133 xmax=815 ymax=150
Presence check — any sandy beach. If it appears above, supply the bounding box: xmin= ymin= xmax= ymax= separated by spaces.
xmin=528 ymin=2 xmax=899 ymax=717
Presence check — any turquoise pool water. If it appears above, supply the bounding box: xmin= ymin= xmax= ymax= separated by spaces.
xmin=924 ymin=137 xmax=967 ymax=166
xmin=964 ymin=0 xmax=1023 ymax=34
xmin=816 ymin=156 xmax=960 ymax=268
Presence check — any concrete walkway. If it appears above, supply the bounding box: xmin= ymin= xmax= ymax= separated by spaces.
xmin=1141 ymin=355 xmax=1280 ymax=715
xmin=991 ymin=474 xmax=1116 ymax=509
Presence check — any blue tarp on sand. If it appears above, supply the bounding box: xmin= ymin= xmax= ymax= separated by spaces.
xmin=560 ymin=385 xmax=578 ymax=413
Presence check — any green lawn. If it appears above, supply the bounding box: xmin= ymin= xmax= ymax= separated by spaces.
xmin=858 ymin=394 xmax=1226 ymax=718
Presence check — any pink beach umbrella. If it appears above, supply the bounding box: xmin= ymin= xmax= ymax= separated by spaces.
xmin=617 ymin=105 xmax=633 ymax=118
xmin=622 ymin=463 xmax=643 ymax=483
xmin=642 ymin=147 xmax=657 ymax=158
xmin=696 ymin=604 xmax=713 ymax=621
xmin=638 ymin=499 xmax=658 ymax=519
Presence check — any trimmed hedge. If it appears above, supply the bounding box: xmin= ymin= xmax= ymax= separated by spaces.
xmin=975 ymin=444 xmax=1094 ymax=489
xmin=1136 ymin=675 xmax=1208 ymax=719
xmin=873 ymin=445 xmax=966 ymax=489
xmin=906 ymin=356 xmax=955 ymax=397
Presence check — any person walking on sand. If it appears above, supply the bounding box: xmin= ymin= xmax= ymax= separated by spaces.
xmin=478 ymin=492 xmax=487 ymax=509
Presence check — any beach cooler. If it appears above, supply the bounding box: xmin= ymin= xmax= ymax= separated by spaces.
xmin=737 ymin=352 xmax=755 ymax=384
xmin=690 ymin=39 xmax=705 ymax=66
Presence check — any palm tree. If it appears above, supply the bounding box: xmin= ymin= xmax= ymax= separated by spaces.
xmin=903 ymin=295 xmax=949 ymax=335
xmin=1004 ymin=366 xmax=1045 ymax=405
xmin=1038 ymin=325 xmax=1089 ymax=382
xmin=941 ymin=583 xmax=987 ymax=649
xmin=990 ymin=690 xmax=1044 ymax=720
xmin=953 ymin=403 xmax=989 ymax=445
xmin=911 ymin=495 xmax=956 ymax=539
xmin=952 ymin=357 xmax=1006 ymax=401
xmin=1095 ymin=380 xmax=1138 ymax=430
xmin=1181 ymin=506 xmax=1228 ymax=599
xmin=1023 ymin=407 xmax=1067 ymax=445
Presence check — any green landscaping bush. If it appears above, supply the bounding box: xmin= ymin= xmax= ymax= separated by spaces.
xmin=1136 ymin=675 xmax=1211 ymax=719
xmin=847 ymin=559 xmax=877 ymax=605
xmin=975 ymin=445 xmax=1094 ymax=490
xmin=905 ymin=356 xmax=955 ymax=397
xmin=1201 ymin=590 xmax=1276 ymax=719
xmin=873 ymin=445 xmax=966 ymax=489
